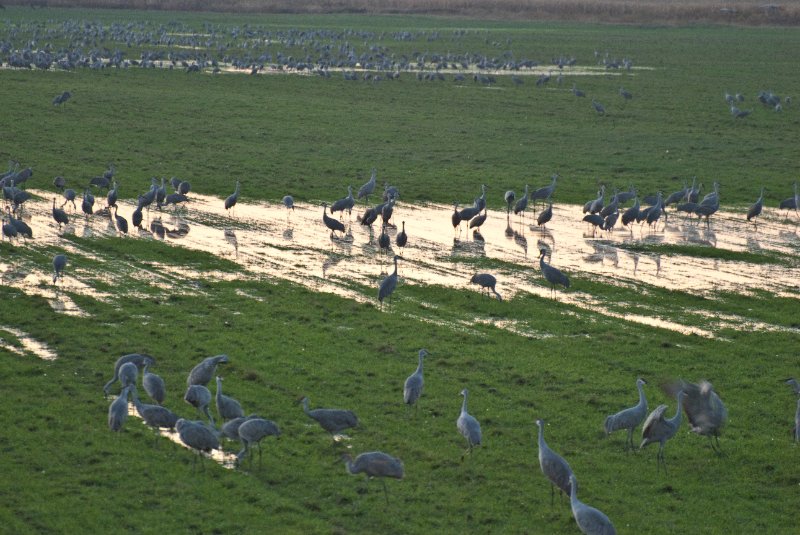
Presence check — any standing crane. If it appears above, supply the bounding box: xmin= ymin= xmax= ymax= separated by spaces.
xmin=640 ymin=391 xmax=685 ymax=473
xmin=216 ymin=376 xmax=245 ymax=422
xmin=470 ymin=273 xmax=502 ymax=301
xmin=403 ymin=349 xmax=428 ymax=410
xmin=102 ymin=353 xmax=155 ymax=396
xmin=535 ymin=419 xmax=573 ymax=505
xmin=747 ymin=186 xmax=765 ymax=225
xmin=52 ymin=254 xmax=67 ymax=284
xmin=604 ymin=378 xmax=648 ymax=450
xmin=357 ymin=168 xmax=377 ymax=205
xmin=568 ymin=474 xmax=617 ymax=535
xmin=457 ymin=388 xmax=482 ymax=458
xmin=187 ymin=354 xmax=229 ymax=386
xmin=539 ymin=248 xmax=570 ymax=297
xmin=300 ymin=396 xmax=358 ymax=438
xmin=378 ymin=255 xmax=402 ymax=308
xmin=322 ymin=203 xmax=346 ymax=237
xmin=342 ymin=451 xmax=404 ymax=504
xmin=224 ymin=181 xmax=240 ymax=214
xmin=235 ymin=417 xmax=281 ymax=467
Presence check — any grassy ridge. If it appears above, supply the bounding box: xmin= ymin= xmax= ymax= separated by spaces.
xmin=0 ymin=9 xmax=798 ymax=535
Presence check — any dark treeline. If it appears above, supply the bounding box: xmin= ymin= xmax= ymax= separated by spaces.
xmin=6 ymin=0 xmax=800 ymax=26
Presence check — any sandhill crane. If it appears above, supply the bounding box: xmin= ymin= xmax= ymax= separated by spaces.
xmin=532 ymin=174 xmax=558 ymax=210
xmin=118 ymin=362 xmax=138 ymax=391
xmin=664 ymin=380 xmax=727 ymax=452
xmin=330 ymin=185 xmax=355 ymax=217
xmin=342 ymin=451 xmax=404 ymax=504
xmin=132 ymin=387 xmax=179 ymax=441
xmin=357 ymin=168 xmax=377 ymax=204
xmin=451 ymin=202 xmax=462 ymax=237
xmin=403 ymin=349 xmax=428 ymax=410
xmin=778 ymin=182 xmax=798 ymax=216
xmin=112 ymin=206 xmax=128 ymax=234
xmin=184 ymin=384 xmax=214 ymax=425
xmin=301 ymin=396 xmax=358 ymax=438
xmin=539 ymin=248 xmax=570 ymax=297
xmin=786 ymin=378 xmax=800 ymax=395
xmin=604 ymin=378 xmax=648 ymax=450
xmin=457 ymin=388 xmax=482 ymax=458
xmin=535 ymin=419 xmax=573 ymax=505
xmin=378 ymin=255 xmax=402 ymax=308
xmin=504 ymin=190 xmax=516 ymax=214
xmin=222 ymin=415 xmax=255 ymax=441
xmin=747 ymin=187 xmax=765 ymax=225
xmin=470 ymin=273 xmax=502 ymax=301
xmin=142 ymin=363 xmax=165 ymax=405
xmin=569 ymin=474 xmax=617 ymax=535
xmin=108 ymin=385 xmax=133 ymax=432
xmin=187 ymin=354 xmax=229 ymax=386
xmin=176 ymin=418 xmax=220 ymax=470
xmin=469 ymin=208 xmax=487 ymax=230
xmin=619 ymin=86 xmax=632 ymax=100
xmin=282 ymin=195 xmax=294 ymax=211
xmin=620 ymin=197 xmax=640 ymax=229
xmin=513 ymin=184 xmax=530 ymax=219
xmin=102 ymin=353 xmax=155 ymax=396
xmin=52 ymin=198 xmax=69 ymax=229
xmin=216 ymin=376 xmax=244 ymax=421
xmin=224 ymin=181 xmax=240 ymax=213
xmin=537 ymin=202 xmax=553 ymax=227
xmin=395 ymin=221 xmax=408 ymax=251
xmin=236 ymin=417 xmax=281 ymax=467
xmin=592 ymin=99 xmax=606 ymax=115
xmin=322 ymin=203 xmax=346 ymax=237
xmin=640 ymin=391 xmax=685 ymax=473
xmin=52 ymin=254 xmax=67 ymax=284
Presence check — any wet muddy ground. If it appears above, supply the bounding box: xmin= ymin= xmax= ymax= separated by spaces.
xmin=2 ymin=189 xmax=798 ymax=339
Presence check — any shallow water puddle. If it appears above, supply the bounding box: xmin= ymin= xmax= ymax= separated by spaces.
xmin=0 ymin=325 xmax=58 ymax=360
xmin=7 ymin=188 xmax=800 ymax=338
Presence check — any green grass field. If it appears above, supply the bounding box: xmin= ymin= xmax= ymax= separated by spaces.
xmin=0 ymin=7 xmax=798 ymax=534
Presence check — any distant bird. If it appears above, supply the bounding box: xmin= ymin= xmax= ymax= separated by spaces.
xmin=604 ymin=378 xmax=648 ymax=450
xmin=378 ymin=255 xmax=402 ymax=308
xmin=142 ymin=363 xmax=165 ymax=405
xmin=282 ymin=195 xmax=294 ymax=211
xmin=225 ymin=181 xmax=240 ymax=213
xmin=664 ymin=380 xmax=727 ymax=452
xmin=108 ymin=385 xmax=133 ymax=432
xmin=640 ymin=390 xmax=686 ymax=473
xmin=106 ymin=181 xmax=118 ymax=209
xmin=177 ymin=180 xmax=191 ymax=195
xmin=53 ymin=175 xmax=66 ymax=191
xmin=132 ymin=388 xmax=179 ymax=437
xmin=342 ymin=451 xmax=404 ymax=504
xmin=2 ymin=216 xmax=18 ymax=241
xmin=187 ymin=354 xmax=229 ymax=386
xmin=330 ymin=185 xmax=355 ymax=217
xmin=537 ymin=202 xmax=553 ymax=227
xmin=730 ymin=105 xmax=751 ymax=118
xmin=216 ymin=375 xmax=245 ymax=421
xmin=357 ymin=168 xmax=377 ymax=204
xmin=131 ymin=207 xmax=143 ymax=230
xmin=52 ymin=254 xmax=67 ymax=284
xmin=322 ymin=203 xmax=346 ymax=237
xmin=395 ymin=221 xmax=408 ymax=251
xmin=619 ymin=86 xmax=633 ymax=100
xmin=236 ymin=417 xmax=281 ymax=467
xmin=458 ymin=203 xmax=481 ymax=223
xmin=473 ymin=184 xmax=488 ymax=212
xmin=620 ymin=197 xmax=640 ymax=228
xmin=779 ymin=182 xmax=798 ymax=216
xmin=176 ymin=418 xmax=220 ymax=469
xmin=539 ymin=248 xmax=570 ymax=297
xmin=572 ymin=83 xmax=585 ymax=97
xmin=457 ymin=388 xmax=482 ymax=458
xmin=112 ymin=206 xmax=128 ymax=234
xmin=470 ymin=273 xmax=502 ymax=301
xmin=504 ymin=190 xmax=516 ymax=214
xmin=118 ymin=362 xmax=138 ymax=391
xmin=535 ymin=419 xmax=573 ymax=505
xmin=301 ymin=396 xmax=358 ymax=437
xmin=404 ymin=349 xmax=428 ymax=409
xmin=5 ymin=211 xmax=31 ymax=240
xmin=569 ymin=474 xmax=617 ymax=535
xmin=221 ymin=415 xmax=255 ymax=441
xmin=81 ymin=188 xmax=94 ymax=216
xmin=61 ymin=188 xmax=77 ymax=210
xmin=747 ymin=187 xmax=765 ymax=224
xmin=585 ymin=185 xmax=605 ymax=214
xmin=532 ymin=174 xmax=558 ymax=209
xmin=451 ymin=202 xmax=462 ymax=236
xmin=469 ymin=208 xmax=487 ymax=230
xmin=645 ymin=192 xmax=664 ymax=229
xmin=378 ymin=223 xmax=391 ymax=254
xmin=52 ymin=90 xmax=71 ymax=106
xmin=592 ymin=99 xmax=606 ymax=115
xmin=513 ymin=184 xmax=530 ymax=217
xmin=184 ymin=384 xmax=214 ymax=424
xmin=102 ymin=353 xmax=155 ymax=396
xmin=52 ymin=198 xmax=69 ymax=229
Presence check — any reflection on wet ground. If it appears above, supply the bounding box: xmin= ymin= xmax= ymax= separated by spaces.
xmin=0 ymin=325 xmax=59 ymax=360
xmin=3 ymin=189 xmax=799 ymax=338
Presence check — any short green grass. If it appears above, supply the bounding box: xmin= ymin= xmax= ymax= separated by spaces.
xmin=0 ymin=7 xmax=799 ymax=535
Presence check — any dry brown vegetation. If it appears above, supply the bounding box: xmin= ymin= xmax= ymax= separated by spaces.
xmin=9 ymin=0 xmax=800 ymax=26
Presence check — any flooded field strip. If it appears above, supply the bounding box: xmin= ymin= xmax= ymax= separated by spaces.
xmin=0 ymin=325 xmax=59 ymax=360
xmin=3 ymin=189 xmax=799 ymax=339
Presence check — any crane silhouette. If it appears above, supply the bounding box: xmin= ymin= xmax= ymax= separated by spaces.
xmin=604 ymin=378 xmax=648 ymax=450
xmin=52 ymin=254 xmax=67 ymax=284
xmin=322 ymin=202 xmax=346 ymax=237
xmin=216 ymin=376 xmax=245 ymax=421
xmin=539 ymin=248 xmax=570 ymax=297
xmin=457 ymin=388 xmax=482 ymax=458
xmin=108 ymin=385 xmax=134 ymax=432
xmin=747 ymin=187 xmax=765 ymax=225
xmin=357 ymin=168 xmax=377 ymax=205
xmin=470 ymin=273 xmax=502 ymax=301
xmin=342 ymin=451 xmax=404 ymax=504
xmin=569 ymin=474 xmax=617 ymax=535
xmin=187 ymin=354 xmax=229 ymax=386
xmin=224 ymin=181 xmax=240 ymax=214
xmin=142 ymin=363 xmax=165 ymax=405
xmin=640 ymin=390 xmax=685 ymax=473
xmin=235 ymin=417 xmax=281 ymax=467
xmin=403 ymin=349 xmax=428 ymax=410
xmin=176 ymin=418 xmax=220 ymax=470
xmin=664 ymin=380 xmax=727 ymax=453
xmin=301 ymin=396 xmax=358 ymax=438
xmin=103 ymin=353 xmax=155 ymax=396
xmin=378 ymin=255 xmax=402 ymax=308
xmin=184 ymin=384 xmax=215 ymax=425
xmin=535 ymin=419 xmax=573 ymax=505
xmin=330 ymin=185 xmax=355 ymax=217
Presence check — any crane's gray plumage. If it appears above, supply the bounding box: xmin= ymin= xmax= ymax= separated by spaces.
xmin=301 ymin=396 xmax=358 ymax=436
xmin=536 ymin=419 xmax=573 ymax=504
xmin=132 ymin=387 xmax=179 ymax=435
xmin=747 ymin=187 xmax=764 ymax=223
xmin=469 ymin=208 xmax=487 ymax=230
xmin=108 ymin=385 xmax=133 ymax=432
xmin=224 ymin=181 xmax=240 ymax=212
xmin=343 ymin=451 xmax=404 ymax=504
xmin=569 ymin=474 xmax=617 ymax=535
xmin=539 ymin=248 xmax=570 ymax=296
xmin=470 ymin=273 xmax=502 ymax=301
xmin=513 ymin=185 xmax=530 ymax=216
xmin=395 ymin=221 xmax=408 ymax=250
xmin=236 ymin=417 xmax=281 ymax=466
xmin=640 ymin=391 xmax=685 ymax=472
xmin=221 ymin=415 xmax=256 ymax=441
xmin=322 ymin=202 xmax=346 ymax=236
xmin=664 ymin=380 xmax=727 ymax=452
xmin=282 ymin=195 xmax=294 ymax=211
xmin=457 ymin=388 xmax=482 ymax=457
xmin=404 ymin=349 xmax=428 ymax=408
xmin=112 ymin=206 xmax=128 ymax=234
xmin=604 ymin=378 xmax=648 ymax=450
xmin=620 ymin=197 xmax=640 ymax=228
xmin=378 ymin=255 xmax=402 ymax=308
xmin=592 ymin=99 xmax=606 ymax=115
xmin=142 ymin=363 xmax=166 ymax=405
xmin=184 ymin=384 xmax=215 ymax=425
xmin=504 ymin=190 xmax=516 ymax=214
xmin=176 ymin=418 xmax=220 ymax=469
xmin=330 ymin=185 xmax=355 ymax=216
xmin=216 ymin=376 xmax=245 ymax=421
xmin=52 ymin=197 xmax=69 ymax=228
xmin=52 ymin=254 xmax=67 ymax=284
xmin=187 ymin=354 xmax=229 ymax=386
xmin=786 ymin=378 xmax=800 ymax=396
xmin=357 ymin=168 xmax=377 ymax=203
xmin=537 ymin=202 xmax=553 ymax=227
xmin=103 ymin=353 xmax=155 ymax=396
xmin=118 ymin=362 xmax=138 ymax=391
xmin=532 ymin=174 xmax=558 ymax=208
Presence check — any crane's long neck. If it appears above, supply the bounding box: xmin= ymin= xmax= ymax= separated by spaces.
xmin=416 ymin=355 xmax=424 ymax=374
xmin=670 ymin=394 xmax=684 ymax=426
xmin=537 ymin=424 xmax=546 ymax=450
xmin=636 ymin=382 xmax=647 ymax=410
xmin=216 ymin=377 xmax=223 ymax=397
xmin=461 ymin=392 xmax=468 ymax=415
xmin=393 ymin=257 xmax=399 ymax=275
xmin=302 ymin=397 xmax=311 ymax=414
